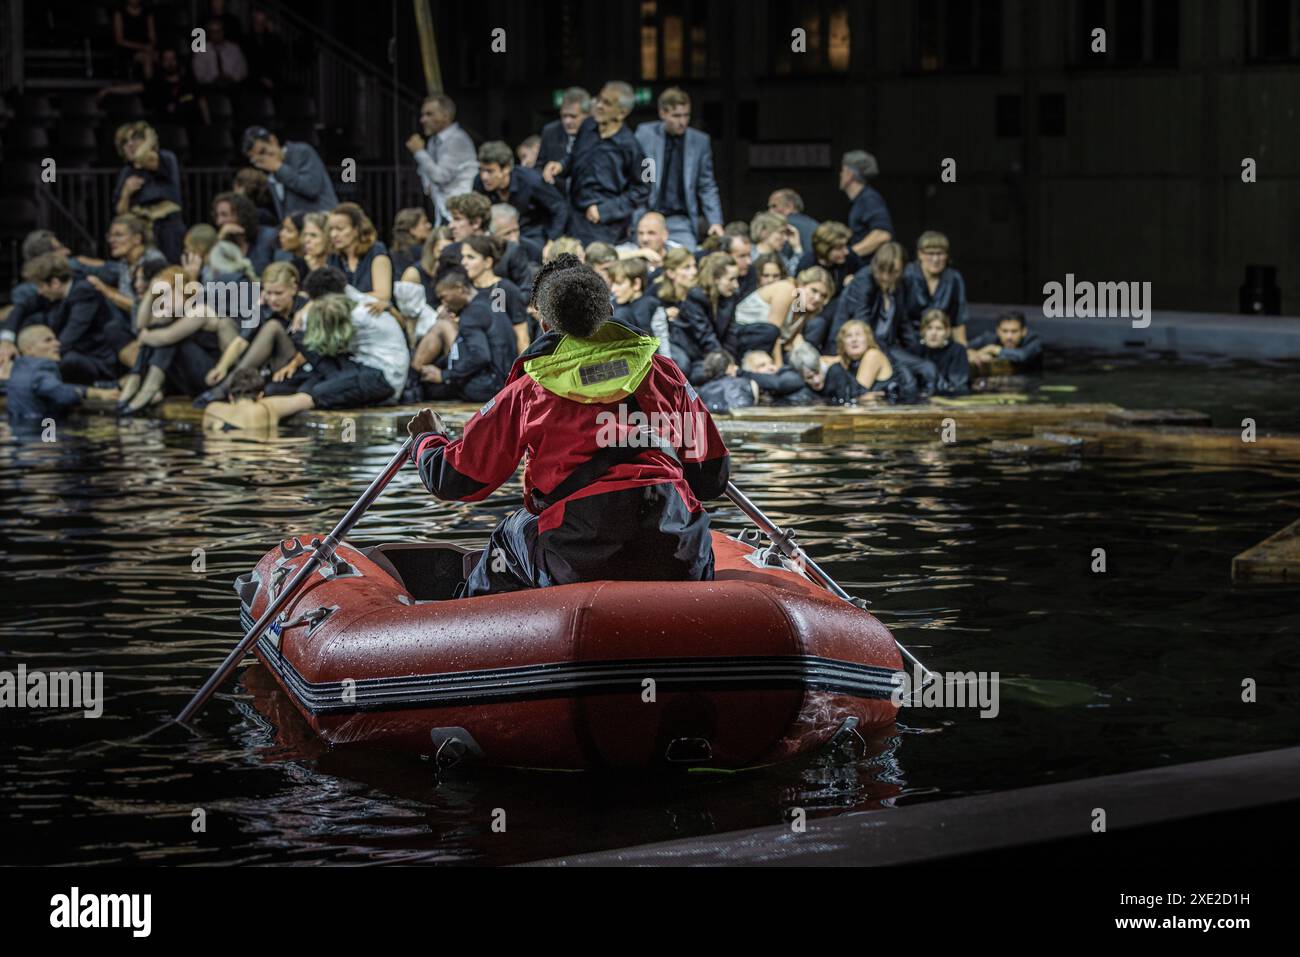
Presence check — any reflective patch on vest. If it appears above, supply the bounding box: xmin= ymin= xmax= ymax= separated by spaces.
xmin=478 ymin=397 xmax=496 ymax=417
xmin=578 ymin=358 xmax=630 ymax=386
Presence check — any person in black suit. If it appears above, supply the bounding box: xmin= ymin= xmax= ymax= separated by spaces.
xmin=473 ymin=141 xmax=568 ymax=247
xmin=542 ymin=82 xmax=649 ymax=245
xmin=535 ymin=87 xmax=591 ymax=195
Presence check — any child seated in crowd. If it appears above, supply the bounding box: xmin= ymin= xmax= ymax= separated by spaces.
xmin=7 ymin=324 xmax=119 ymax=426
xmin=197 ymin=260 xmax=307 ymax=405
xmin=918 ymin=308 xmax=971 ymax=396
xmin=609 ymin=258 xmax=658 ymax=335
xmin=967 ymin=310 xmax=1043 ymax=375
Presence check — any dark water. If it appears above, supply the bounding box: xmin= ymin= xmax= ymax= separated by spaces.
xmin=2 ymin=362 xmax=1299 ymax=865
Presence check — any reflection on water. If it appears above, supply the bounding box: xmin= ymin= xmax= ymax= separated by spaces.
xmin=2 ymin=365 xmax=1299 ymax=864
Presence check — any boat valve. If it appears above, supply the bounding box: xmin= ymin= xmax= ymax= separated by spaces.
xmin=665 ymin=737 xmax=713 ymax=764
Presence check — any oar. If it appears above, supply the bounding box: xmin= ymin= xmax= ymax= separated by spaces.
xmin=175 ymin=437 xmax=414 ymax=724
xmin=724 ymin=481 xmax=936 ymax=691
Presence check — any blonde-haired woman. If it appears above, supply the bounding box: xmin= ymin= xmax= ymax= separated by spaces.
xmin=732 ymin=263 xmax=833 ymax=363
xmin=112 ymin=120 xmax=185 ymax=262
xmin=836 ymin=240 xmax=936 ymax=396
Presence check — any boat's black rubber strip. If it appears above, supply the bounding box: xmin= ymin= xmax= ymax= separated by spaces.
xmin=240 ymin=606 xmax=904 ymax=714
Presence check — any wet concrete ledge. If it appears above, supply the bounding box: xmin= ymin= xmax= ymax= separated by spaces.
xmin=525 ymin=746 xmax=1300 ymax=866
xmin=968 ymin=303 xmax=1300 ymax=360
xmin=71 ymin=396 xmax=1126 ymax=444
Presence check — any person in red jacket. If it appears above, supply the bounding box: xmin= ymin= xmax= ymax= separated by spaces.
xmin=406 ymin=253 xmax=730 ymax=596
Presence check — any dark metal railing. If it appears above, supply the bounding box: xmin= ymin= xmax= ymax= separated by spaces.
xmin=36 ymin=165 xmax=428 ymax=259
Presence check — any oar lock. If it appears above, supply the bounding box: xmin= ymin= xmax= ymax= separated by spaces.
xmin=276 ymin=604 xmax=336 ymax=636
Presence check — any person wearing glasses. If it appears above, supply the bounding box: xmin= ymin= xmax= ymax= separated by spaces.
xmin=901 ymin=230 xmax=969 ymax=345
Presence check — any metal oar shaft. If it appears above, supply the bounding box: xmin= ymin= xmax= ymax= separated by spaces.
xmin=176 ymin=438 xmax=414 ymax=724
xmin=724 ymin=481 xmax=933 ymax=683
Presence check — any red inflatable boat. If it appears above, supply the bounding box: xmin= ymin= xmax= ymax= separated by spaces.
xmin=235 ymin=530 xmax=904 ymax=770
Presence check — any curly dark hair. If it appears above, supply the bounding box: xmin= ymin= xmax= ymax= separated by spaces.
xmin=212 ymin=191 xmax=261 ymax=245
xmin=303 ymin=265 xmax=348 ymax=299
xmin=533 ymin=253 xmax=611 ymax=339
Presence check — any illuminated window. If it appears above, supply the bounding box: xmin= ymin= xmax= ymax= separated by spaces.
xmin=640 ymin=0 xmax=714 ymax=79
xmin=769 ymin=0 xmax=852 ymax=75
xmin=641 ymin=2 xmax=659 ymax=80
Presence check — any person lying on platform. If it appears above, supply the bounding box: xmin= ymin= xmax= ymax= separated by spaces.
xmin=787 ymin=341 xmax=866 ymax=406
xmin=918 ymin=308 xmax=971 ymax=396
xmin=967 ymin=310 xmax=1043 ymax=376
xmin=738 ymin=349 xmax=811 ymax=405
xmin=417 ymin=270 xmax=517 ymax=403
xmin=695 ymin=349 xmax=760 ymax=413
xmin=609 ymin=258 xmax=658 ymax=335
xmin=201 ymin=368 xmax=285 ymax=432
xmin=405 ymin=253 xmax=730 ymax=597
xmin=7 ymin=325 xmax=119 ymax=426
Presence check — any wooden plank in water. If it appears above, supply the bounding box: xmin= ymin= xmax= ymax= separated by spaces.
xmin=987 ymin=432 xmax=1100 ymax=457
xmin=157 ymin=399 xmax=824 ymax=443
xmin=1105 ymin=408 xmax=1213 ymax=427
xmin=1233 ymin=519 xmax=1300 ymax=584
xmin=729 ymin=402 xmax=1122 ymax=441
xmin=1047 ymin=422 xmax=1300 ymax=462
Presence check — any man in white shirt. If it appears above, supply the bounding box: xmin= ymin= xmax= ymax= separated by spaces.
xmin=192 ymin=18 xmax=248 ymax=88
xmin=406 ymin=94 xmax=477 ymax=226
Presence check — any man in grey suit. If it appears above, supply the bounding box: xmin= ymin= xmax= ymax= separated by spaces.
xmin=243 ymin=126 xmax=338 ymax=217
xmin=633 ymin=87 xmax=724 ymax=252
xmin=407 ymin=94 xmax=478 ymax=226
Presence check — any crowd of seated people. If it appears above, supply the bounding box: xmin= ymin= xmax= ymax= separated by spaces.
xmin=2 ymin=75 xmax=1045 ymax=430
